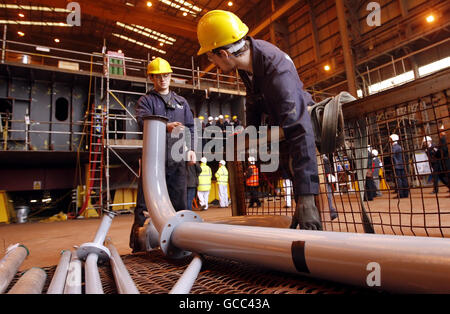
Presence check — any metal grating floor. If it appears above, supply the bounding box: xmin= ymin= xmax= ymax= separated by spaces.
xmin=10 ymin=250 xmax=377 ymax=294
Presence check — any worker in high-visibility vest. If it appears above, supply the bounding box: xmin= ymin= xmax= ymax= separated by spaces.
xmin=198 ymin=157 xmax=212 ymax=210
xmin=246 ymin=156 xmax=261 ymax=208
xmin=215 ymin=160 xmax=229 ymax=207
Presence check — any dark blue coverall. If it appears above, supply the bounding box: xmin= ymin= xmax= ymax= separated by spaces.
xmin=238 ymin=37 xmax=319 ymax=198
xmin=130 ymin=89 xmax=194 ymax=251
xmin=392 ymin=142 xmax=409 ymax=198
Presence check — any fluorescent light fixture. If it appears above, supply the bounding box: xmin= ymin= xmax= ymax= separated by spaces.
xmin=0 ymin=4 xmax=70 ymax=12
xmin=125 ymin=2 xmax=135 ymax=6
xmin=418 ymin=56 xmax=450 ymax=77
xmin=30 ymin=199 xmax=37 ymax=203
xmin=18 ymin=13 xmax=25 ymax=18
xmin=112 ymin=33 xmax=166 ymax=54
xmin=42 ymin=198 xmax=52 ymax=203
xmin=159 ymin=0 xmax=201 ymax=17
xmin=116 ymin=22 xmax=175 ymax=45
xmin=0 ymin=20 xmax=72 ymax=27
xmin=22 ymin=55 xmax=30 ymax=64
xmin=36 ymin=46 xmax=50 ymax=52
xmin=54 ymin=38 xmax=60 ymax=43
xmin=368 ymin=71 xmax=414 ymax=94
xmin=17 ymin=31 xmax=25 ymax=36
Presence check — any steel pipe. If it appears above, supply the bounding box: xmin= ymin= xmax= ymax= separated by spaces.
xmin=105 ymin=237 xmax=139 ymax=294
xmin=64 ymin=253 xmax=82 ymax=294
xmin=47 ymin=250 xmax=72 ymax=294
xmin=141 ymin=114 xmax=450 ymax=293
xmin=85 ymin=253 xmax=103 ymax=294
xmin=169 ymin=254 xmax=203 ymax=294
xmin=171 ymin=222 xmax=450 ymax=293
xmin=7 ymin=267 xmax=46 ymax=294
xmin=142 ymin=115 xmax=176 ymax=233
xmin=0 ymin=244 xmax=29 ymax=294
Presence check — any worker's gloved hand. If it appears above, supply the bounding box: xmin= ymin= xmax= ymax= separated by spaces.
xmin=167 ymin=122 xmax=183 ymax=133
xmin=294 ymin=194 xmax=322 ymax=230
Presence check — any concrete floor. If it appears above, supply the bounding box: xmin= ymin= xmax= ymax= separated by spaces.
xmin=0 ymin=206 xmax=232 ymax=271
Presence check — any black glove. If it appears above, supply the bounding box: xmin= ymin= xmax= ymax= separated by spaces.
xmin=292 ymin=194 xmax=322 ymax=230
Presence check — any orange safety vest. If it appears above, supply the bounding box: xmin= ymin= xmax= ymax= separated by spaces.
xmin=246 ymin=164 xmax=259 ymax=187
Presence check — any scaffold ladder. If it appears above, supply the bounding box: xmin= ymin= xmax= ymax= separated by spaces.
xmin=79 ymin=105 xmax=105 ymax=217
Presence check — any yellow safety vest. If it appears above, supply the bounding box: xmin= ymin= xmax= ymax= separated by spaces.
xmin=198 ymin=163 xmax=212 ymax=191
xmin=215 ymin=166 xmax=229 ymax=185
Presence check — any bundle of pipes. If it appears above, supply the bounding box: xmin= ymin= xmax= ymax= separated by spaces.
xmin=68 ymin=212 xmax=140 ymax=294
xmin=0 ymin=244 xmax=29 ymax=294
xmin=139 ymin=115 xmax=450 ymax=294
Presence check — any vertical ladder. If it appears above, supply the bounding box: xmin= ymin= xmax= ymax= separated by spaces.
xmin=79 ymin=105 xmax=105 ymax=217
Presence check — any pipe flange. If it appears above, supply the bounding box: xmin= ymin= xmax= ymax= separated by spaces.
xmin=160 ymin=210 xmax=203 ymax=259
xmin=76 ymin=242 xmax=111 ymax=264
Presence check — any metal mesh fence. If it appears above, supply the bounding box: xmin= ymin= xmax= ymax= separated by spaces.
xmin=238 ymin=83 xmax=450 ymax=238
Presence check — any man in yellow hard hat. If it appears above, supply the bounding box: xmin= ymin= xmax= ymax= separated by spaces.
xmin=197 ymin=10 xmax=321 ymax=230
xmin=130 ymin=57 xmax=196 ymax=252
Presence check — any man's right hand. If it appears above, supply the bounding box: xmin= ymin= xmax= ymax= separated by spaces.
xmin=167 ymin=122 xmax=183 ymax=133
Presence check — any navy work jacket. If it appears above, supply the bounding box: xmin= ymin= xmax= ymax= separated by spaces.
xmin=238 ymin=37 xmax=319 ymax=196
xmin=136 ymin=89 xmax=195 ymax=150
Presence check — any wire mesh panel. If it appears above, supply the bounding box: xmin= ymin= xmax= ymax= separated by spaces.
xmin=235 ymin=71 xmax=450 ymax=238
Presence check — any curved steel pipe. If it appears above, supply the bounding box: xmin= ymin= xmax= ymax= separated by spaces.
xmin=141 ymin=115 xmax=450 ymax=293
xmin=105 ymin=237 xmax=139 ymax=294
xmin=47 ymin=250 xmax=72 ymax=294
xmin=142 ymin=115 xmax=177 ymax=234
xmin=171 ymin=222 xmax=450 ymax=293
xmin=7 ymin=267 xmax=46 ymax=294
xmin=0 ymin=244 xmax=29 ymax=294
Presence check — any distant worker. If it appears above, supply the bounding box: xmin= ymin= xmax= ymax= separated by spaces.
xmin=438 ymin=126 xmax=450 ymax=193
xmin=372 ymin=149 xmax=383 ymax=196
xmin=197 ymin=157 xmax=212 ymax=210
xmin=215 ymin=160 xmax=229 ymax=207
xmin=231 ymin=115 xmax=240 ymax=127
xmin=390 ymin=134 xmax=409 ymax=198
xmin=206 ymin=116 xmax=214 ymax=127
xmin=130 ymin=57 xmax=195 ymax=252
xmin=187 ymin=161 xmax=202 ymax=210
xmin=423 ymin=136 xmax=448 ymax=194
xmin=246 ymin=156 xmax=261 ymax=208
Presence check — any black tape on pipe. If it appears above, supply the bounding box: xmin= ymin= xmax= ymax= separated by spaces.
xmin=291 ymin=241 xmax=310 ymax=274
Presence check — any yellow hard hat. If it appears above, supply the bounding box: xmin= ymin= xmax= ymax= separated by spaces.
xmin=224 ymin=114 xmax=229 ymax=118
xmin=196 ymin=10 xmax=249 ymax=56
xmin=147 ymin=57 xmax=173 ymax=75
xmin=232 ymin=115 xmax=237 ymax=119
xmin=198 ymin=116 xmax=204 ymax=120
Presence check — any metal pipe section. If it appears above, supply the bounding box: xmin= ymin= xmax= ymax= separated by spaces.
xmin=85 ymin=253 xmax=103 ymax=294
xmin=47 ymin=250 xmax=72 ymax=294
xmin=7 ymin=267 xmax=46 ymax=294
xmin=141 ymin=114 xmax=450 ymax=293
xmin=64 ymin=253 xmax=82 ymax=294
xmin=169 ymin=254 xmax=203 ymax=294
xmin=172 ymin=222 xmax=450 ymax=293
xmin=93 ymin=212 xmax=114 ymax=245
xmin=0 ymin=244 xmax=29 ymax=294
xmin=105 ymin=237 xmax=139 ymax=294
xmin=142 ymin=115 xmax=176 ymax=233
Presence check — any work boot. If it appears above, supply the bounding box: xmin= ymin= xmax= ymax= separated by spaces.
xmin=295 ymin=195 xmax=323 ymax=230
xmin=129 ymin=222 xmax=143 ymax=253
